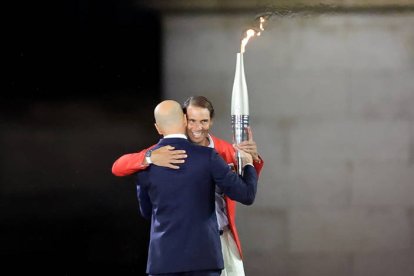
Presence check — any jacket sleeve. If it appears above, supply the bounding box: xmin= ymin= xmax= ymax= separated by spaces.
xmin=253 ymin=156 xmax=264 ymax=177
xmin=216 ymin=137 xmax=264 ymax=178
xmin=210 ymin=150 xmax=258 ymax=205
xmin=111 ymin=144 xmax=156 ymax=176
xmin=136 ymin=172 xmax=152 ymax=220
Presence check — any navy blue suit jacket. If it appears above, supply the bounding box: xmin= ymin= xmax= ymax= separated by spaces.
xmin=136 ymin=137 xmax=257 ymax=274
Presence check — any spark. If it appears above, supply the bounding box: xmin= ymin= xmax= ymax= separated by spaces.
xmin=240 ymin=16 xmax=268 ymax=53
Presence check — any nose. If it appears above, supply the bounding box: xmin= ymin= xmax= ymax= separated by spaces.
xmin=193 ymin=122 xmax=203 ymax=130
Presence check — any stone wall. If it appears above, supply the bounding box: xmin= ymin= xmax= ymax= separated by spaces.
xmin=162 ymin=12 xmax=414 ymax=276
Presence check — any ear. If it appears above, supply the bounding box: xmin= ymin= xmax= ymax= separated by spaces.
xmin=154 ymin=123 xmax=162 ymax=135
xmin=183 ymin=114 xmax=188 ymax=127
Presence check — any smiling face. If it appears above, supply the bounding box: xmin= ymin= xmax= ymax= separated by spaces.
xmin=185 ymin=105 xmax=213 ymax=146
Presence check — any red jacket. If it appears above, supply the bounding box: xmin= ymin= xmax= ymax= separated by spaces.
xmin=112 ymin=134 xmax=264 ymax=257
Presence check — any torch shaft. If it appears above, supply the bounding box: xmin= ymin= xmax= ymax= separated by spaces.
xmin=231 ymin=53 xmax=250 ymax=175
xmin=231 ymin=53 xmax=249 ymax=175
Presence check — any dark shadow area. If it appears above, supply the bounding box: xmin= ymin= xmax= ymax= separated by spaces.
xmin=2 ymin=1 xmax=161 ymax=274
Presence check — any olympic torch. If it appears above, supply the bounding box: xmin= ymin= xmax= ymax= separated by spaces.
xmin=231 ymin=16 xmax=268 ymax=174
xmin=231 ymin=52 xmax=249 ymax=175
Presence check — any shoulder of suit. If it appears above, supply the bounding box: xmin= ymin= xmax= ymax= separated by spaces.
xmin=188 ymin=142 xmax=214 ymax=153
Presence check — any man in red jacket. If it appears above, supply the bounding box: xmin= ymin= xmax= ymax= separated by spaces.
xmin=112 ymin=96 xmax=264 ymax=276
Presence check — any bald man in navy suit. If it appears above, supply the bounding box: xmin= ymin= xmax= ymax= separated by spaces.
xmin=136 ymin=100 xmax=257 ymax=276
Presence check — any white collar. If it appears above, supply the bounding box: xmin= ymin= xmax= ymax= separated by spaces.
xmin=207 ymin=134 xmax=214 ymax=148
xmin=164 ymin=134 xmax=187 ymax=139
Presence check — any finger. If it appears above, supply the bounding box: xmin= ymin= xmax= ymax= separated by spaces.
xmin=243 ymin=149 xmax=257 ymax=155
xmin=237 ymin=148 xmax=247 ymax=155
xmin=171 ymin=154 xmax=187 ymax=159
xmin=236 ymin=144 xmax=253 ymax=150
xmin=239 ymin=149 xmax=253 ymax=155
xmin=247 ymin=126 xmax=254 ymax=142
xmin=238 ymin=142 xmax=256 ymax=148
xmin=235 ymin=142 xmax=250 ymax=149
xmin=171 ymin=150 xmax=186 ymax=155
xmin=234 ymin=146 xmax=253 ymax=153
xmin=171 ymin=159 xmax=185 ymax=163
xmin=166 ymin=164 xmax=180 ymax=169
xmin=238 ymin=140 xmax=256 ymax=147
xmin=168 ymin=158 xmax=186 ymax=163
xmin=239 ymin=145 xmax=256 ymax=151
xmin=237 ymin=145 xmax=246 ymax=150
xmin=156 ymin=145 xmax=174 ymax=152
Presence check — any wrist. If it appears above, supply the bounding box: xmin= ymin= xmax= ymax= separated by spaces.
xmin=145 ymin=150 xmax=153 ymax=164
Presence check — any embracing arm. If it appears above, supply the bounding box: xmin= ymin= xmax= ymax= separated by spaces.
xmin=112 ymin=145 xmax=187 ymax=176
xmin=112 ymin=147 xmax=152 ymax=176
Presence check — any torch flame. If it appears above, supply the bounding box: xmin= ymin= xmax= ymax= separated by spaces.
xmin=240 ymin=29 xmax=256 ymax=53
xmin=240 ymin=16 xmax=266 ymax=53
xmin=259 ymin=16 xmax=265 ymax=31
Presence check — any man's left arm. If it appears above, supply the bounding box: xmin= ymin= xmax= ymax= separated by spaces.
xmin=211 ymin=150 xmax=258 ymax=205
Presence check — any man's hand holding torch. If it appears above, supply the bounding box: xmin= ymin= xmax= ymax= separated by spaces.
xmin=233 ymin=127 xmax=260 ymax=163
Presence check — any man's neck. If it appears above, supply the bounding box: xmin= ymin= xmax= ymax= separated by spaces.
xmin=193 ymin=135 xmax=212 ymax=147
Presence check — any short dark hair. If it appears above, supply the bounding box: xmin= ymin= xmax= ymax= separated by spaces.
xmin=182 ymin=96 xmax=215 ymax=119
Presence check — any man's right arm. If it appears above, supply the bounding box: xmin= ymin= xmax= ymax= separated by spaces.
xmin=112 ymin=147 xmax=153 ymax=176
xmin=112 ymin=145 xmax=188 ymax=176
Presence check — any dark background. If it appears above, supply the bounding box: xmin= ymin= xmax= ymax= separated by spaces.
xmin=2 ymin=0 xmax=160 ymax=274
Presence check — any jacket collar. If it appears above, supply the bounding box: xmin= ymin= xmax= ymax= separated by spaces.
xmin=158 ymin=137 xmax=189 ymax=146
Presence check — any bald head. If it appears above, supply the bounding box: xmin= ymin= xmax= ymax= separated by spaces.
xmin=154 ymin=100 xmax=186 ymax=135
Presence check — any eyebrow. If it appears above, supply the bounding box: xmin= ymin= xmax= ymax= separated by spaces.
xmin=188 ymin=118 xmax=209 ymax=121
